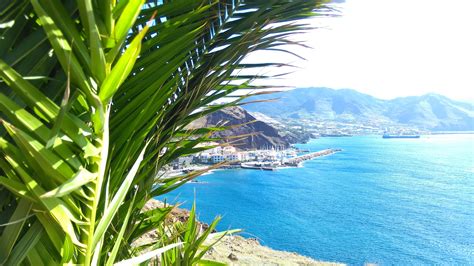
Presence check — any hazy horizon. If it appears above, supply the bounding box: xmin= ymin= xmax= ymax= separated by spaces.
xmin=242 ymin=86 xmax=474 ymax=103
xmin=245 ymin=0 xmax=474 ymax=102
xmin=287 ymin=87 xmax=474 ymax=102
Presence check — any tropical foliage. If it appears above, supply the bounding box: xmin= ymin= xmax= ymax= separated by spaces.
xmin=0 ymin=0 xmax=326 ymax=265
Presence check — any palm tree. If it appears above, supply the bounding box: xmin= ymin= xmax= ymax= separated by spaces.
xmin=0 ymin=0 xmax=327 ymax=265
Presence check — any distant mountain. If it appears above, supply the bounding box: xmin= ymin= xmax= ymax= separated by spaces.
xmin=243 ymin=88 xmax=474 ymax=131
xmin=385 ymin=94 xmax=474 ymax=131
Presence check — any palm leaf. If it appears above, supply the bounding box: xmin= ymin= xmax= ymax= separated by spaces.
xmin=0 ymin=0 xmax=329 ymax=264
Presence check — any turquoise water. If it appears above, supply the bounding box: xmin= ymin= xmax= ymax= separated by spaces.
xmin=159 ymin=135 xmax=474 ymax=265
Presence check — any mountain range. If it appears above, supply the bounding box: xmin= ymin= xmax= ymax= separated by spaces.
xmin=243 ymin=88 xmax=474 ymax=131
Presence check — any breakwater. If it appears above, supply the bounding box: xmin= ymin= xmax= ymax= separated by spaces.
xmin=285 ymin=148 xmax=342 ymax=166
xmin=241 ymin=148 xmax=341 ymax=170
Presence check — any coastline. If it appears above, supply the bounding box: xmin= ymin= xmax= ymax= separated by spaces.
xmin=204 ymin=234 xmax=344 ymax=265
xmin=142 ymin=199 xmax=342 ymax=265
xmin=161 ymin=135 xmax=474 ymax=264
xmin=160 ymin=148 xmax=341 ymax=179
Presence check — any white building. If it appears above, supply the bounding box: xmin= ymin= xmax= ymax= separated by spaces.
xmin=173 ymin=156 xmax=193 ymax=169
xmin=198 ymin=153 xmax=211 ymax=164
xmin=222 ymin=146 xmax=237 ymax=154
xmin=196 ymin=142 xmax=222 ymax=155
xmin=225 ymin=153 xmax=241 ymax=162
xmin=239 ymin=152 xmax=250 ymax=162
xmin=208 ymin=146 xmax=222 ymax=154
xmin=210 ymin=154 xmax=225 ymax=164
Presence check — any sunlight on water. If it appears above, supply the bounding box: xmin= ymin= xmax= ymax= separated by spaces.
xmin=160 ymin=135 xmax=474 ymax=264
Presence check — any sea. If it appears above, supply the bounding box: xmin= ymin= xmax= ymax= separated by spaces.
xmin=159 ymin=135 xmax=474 ymax=265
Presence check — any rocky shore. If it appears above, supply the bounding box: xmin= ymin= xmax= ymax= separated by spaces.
xmin=204 ymin=234 xmax=342 ymax=265
xmin=142 ymin=199 xmax=343 ymax=265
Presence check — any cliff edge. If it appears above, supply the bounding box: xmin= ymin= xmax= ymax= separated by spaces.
xmin=141 ymin=199 xmax=343 ymax=266
xmin=204 ymin=234 xmax=343 ymax=266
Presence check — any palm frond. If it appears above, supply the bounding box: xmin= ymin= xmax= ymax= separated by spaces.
xmin=0 ymin=0 xmax=329 ymax=264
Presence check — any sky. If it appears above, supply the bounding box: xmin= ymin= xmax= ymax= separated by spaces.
xmin=246 ymin=0 xmax=474 ymax=101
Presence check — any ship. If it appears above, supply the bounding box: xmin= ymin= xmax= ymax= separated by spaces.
xmin=382 ymin=133 xmax=420 ymax=139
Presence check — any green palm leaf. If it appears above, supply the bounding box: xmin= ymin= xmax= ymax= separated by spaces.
xmin=0 ymin=0 xmax=329 ymax=264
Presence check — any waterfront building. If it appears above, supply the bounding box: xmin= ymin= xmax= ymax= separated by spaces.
xmin=223 ymin=146 xmax=237 ymax=154
xmin=225 ymin=153 xmax=241 ymax=162
xmin=211 ymin=154 xmax=225 ymax=164
xmin=239 ymin=152 xmax=250 ymax=162
xmin=173 ymin=156 xmax=193 ymax=169
xmin=198 ymin=153 xmax=211 ymax=164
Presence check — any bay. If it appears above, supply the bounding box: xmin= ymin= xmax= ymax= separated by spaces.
xmin=159 ymin=135 xmax=474 ymax=265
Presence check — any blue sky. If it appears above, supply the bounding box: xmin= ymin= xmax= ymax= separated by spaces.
xmin=246 ymin=0 xmax=474 ymax=101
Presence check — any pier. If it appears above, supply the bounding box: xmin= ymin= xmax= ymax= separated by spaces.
xmin=285 ymin=148 xmax=342 ymax=166
xmin=240 ymin=148 xmax=342 ymax=170
xmin=165 ymin=148 xmax=343 ymax=175
xmin=285 ymin=149 xmax=341 ymax=166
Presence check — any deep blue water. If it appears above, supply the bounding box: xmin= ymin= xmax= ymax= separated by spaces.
xmin=159 ymin=135 xmax=474 ymax=265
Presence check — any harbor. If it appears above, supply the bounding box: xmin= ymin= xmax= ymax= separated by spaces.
xmin=163 ymin=135 xmax=474 ymax=265
xmin=161 ymin=147 xmax=343 ymax=176
xmin=241 ymin=148 xmax=342 ymax=170
xmin=286 ymin=149 xmax=342 ymax=165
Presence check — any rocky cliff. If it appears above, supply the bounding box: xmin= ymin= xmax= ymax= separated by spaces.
xmin=139 ymin=199 xmax=343 ymax=266
xmin=190 ymin=106 xmax=293 ymax=150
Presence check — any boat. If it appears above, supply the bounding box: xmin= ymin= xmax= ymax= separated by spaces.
xmin=283 ymin=161 xmax=303 ymax=167
xmin=382 ymin=133 xmax=420 ymax=139
xmin=240 ymin=163 xmax=262 ymax=170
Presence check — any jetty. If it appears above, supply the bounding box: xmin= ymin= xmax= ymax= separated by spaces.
xmin=283 ymin=148 xmax=341 ymax=167
xmin=240 ymin=148 xmax=341 ymax=170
